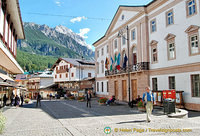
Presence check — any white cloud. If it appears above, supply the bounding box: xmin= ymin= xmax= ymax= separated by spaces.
xmin=70 ymin=16 xmax=87 ymax=23
xmin=55 ymin=0 xmax=61 ymax=6
xmin=78 ymin=28 xmax=90 ymax=39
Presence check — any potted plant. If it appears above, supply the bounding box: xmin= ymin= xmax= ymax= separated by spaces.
xmin=77 ymin=96 xmax=85 ymax=102
xmin=98 ymin=97 xmax=108 ymax=105
xmin=69 ymin=96 xmax=75 ymax=100
xmin=137 ymin=100 xmax=146 ymax=112
xmin=24 ymin=98 xmax=30 ymax=104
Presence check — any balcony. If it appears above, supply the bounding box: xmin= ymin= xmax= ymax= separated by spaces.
xmin=56 ymin=68 xmax=69 ymax=74
xmin=105 ymin=62 xmax=149 ymax=76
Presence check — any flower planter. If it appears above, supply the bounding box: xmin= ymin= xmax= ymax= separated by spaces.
xmin=99 ymin=103 xmax=106 ymax=106
xmin=138 ymin=107 xmax=146 ymax=112
xmin=78 ymin=99 xmax=85 ymax=102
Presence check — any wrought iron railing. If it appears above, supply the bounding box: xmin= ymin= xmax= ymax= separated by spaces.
xmin=105 ymin=62 xmax=149 ymax=76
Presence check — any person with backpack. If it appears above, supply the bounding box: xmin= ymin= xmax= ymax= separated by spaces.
xmin=142 ymin=87 xmax=155 ymax=123
xmin=36 ymin=93 xmax=42 ymax=107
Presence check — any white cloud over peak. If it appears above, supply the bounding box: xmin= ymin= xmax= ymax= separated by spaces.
xmin=70 ymin=16 xmax=87 ymax=23
xmin=78 ymin=28 xmax=90 ymax=39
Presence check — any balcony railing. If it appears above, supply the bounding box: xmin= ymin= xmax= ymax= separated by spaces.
xmin=105 ymin=62 xmax=149 ymax=76
xmin=56 ymin=68 xmax=69 ymax=74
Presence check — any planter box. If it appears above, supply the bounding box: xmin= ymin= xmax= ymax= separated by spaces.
xmin=78 ymin=99 xmax=85 ymax=102
xmin=138 ymin=107 xmax=146 ymax=112
xmin=99 ymin=103 xmax=106 ymax=106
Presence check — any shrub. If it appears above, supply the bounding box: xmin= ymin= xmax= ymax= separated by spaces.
xmin=24 ymin=98 xmax=30 ymax=103
xmin=69 ymin=96 xmax=75 ymax=100
xmin=98 ymin=97 xmax=108 ymax=103
xmin=0 ymin=112 xmax=6 ymax=134
xmin=137 ymin=101 xmax=145 ymax=107
xmin=77 ymin=96 xmax=85 ymax=100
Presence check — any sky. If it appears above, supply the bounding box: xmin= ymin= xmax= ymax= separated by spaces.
xmin=19 ymin=0 xmax=153 ymax=51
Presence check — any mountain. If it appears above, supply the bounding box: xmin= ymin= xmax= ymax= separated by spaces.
xmin=18 ymin=22 xmax=94 ymax=59
xmin=17 ymin=22 xmax=95 ymax=71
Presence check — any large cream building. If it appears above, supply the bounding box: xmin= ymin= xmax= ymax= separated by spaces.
xmin=93 ymin=0 xmax=200 ymax=111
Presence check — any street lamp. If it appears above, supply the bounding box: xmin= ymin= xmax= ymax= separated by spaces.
xmin=118 ymin=26 xmax=131 ymax=104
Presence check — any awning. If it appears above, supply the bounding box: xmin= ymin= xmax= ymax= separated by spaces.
xmin=0 ymin=73 xmax=14 ymax=82
xmin=0 ymin=82 xmax=14 ymax=87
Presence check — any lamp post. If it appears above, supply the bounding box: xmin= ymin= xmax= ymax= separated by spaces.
xmin=118 ymin=26 xmax=131 ymax=104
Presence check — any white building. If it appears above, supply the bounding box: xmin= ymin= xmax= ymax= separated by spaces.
xmin=93 ymin=0 xmax=200 ymax=111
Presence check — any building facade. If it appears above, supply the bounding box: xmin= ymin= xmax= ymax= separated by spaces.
xmin=93 ymin=0 xmax=200 ymax=111
xmin=52 ymin=58 xmax=95 ymax=96
xmin=0 ymin=0 xmax=25 ymax=105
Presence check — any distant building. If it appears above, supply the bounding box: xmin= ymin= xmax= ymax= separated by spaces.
xmin=51 ymin=58 xmax=95 ymax=96
xmin=0 ymin=0 xmax=25 ymax=105
xmin=93 ymin=0 xmax=200 ymax=111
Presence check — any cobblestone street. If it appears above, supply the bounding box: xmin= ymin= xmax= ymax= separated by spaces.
xmin=2 ymin=99 xmax=200 ymax=136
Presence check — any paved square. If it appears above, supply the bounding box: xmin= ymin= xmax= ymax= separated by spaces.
xmin=2 ymin=99 xmax=200 ymax=136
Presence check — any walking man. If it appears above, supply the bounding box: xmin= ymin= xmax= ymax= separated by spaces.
xmin=20 ymin=94 xmax=24 ymax=107
xmin=142 ymin=87 xmax=155 ymax=123
xmin=36 ymin=93 xmax=42 ymax=107
xmin=3 ymin=94 xmax=7 ymax=107
xmin=86 ymin=91 xmax=92 ymax=108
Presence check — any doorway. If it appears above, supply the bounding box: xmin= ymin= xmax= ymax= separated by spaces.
xmin=122 ymin=80 xmax=127 ymax=101
xmin=114 ymin=81 xmax=118 ymax=100
xmin=131 ymin=79 xmax=137 ymax=100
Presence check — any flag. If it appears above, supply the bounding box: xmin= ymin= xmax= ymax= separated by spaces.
xmin=105 ymin=57 xmax=109 ymax=69
xmin=116 ymin=53 xmax=121 ymax=70
xmin=110 ymin=57 xmax=114 ymax=71
xmin=123 ymin=54 xmax=128 ymax=68
xmin=114 ymin=54 xmax=117 ymax=67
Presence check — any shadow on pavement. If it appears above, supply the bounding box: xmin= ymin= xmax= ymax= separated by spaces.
xmin=116 ymin=120 xmax=146 ymax=124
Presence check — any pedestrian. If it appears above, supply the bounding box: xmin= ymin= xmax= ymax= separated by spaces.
xmin=20 ymin=94 xmax=24 ymax=106
xmin=15 ymin=95 xmax=20 ymax=107
xmin=86 ymin=91 xmax=92 ymax=108
xmin=10 ymin=93 xmax=14 ymax=106
xmin=3 ymin=94 xmax=7 ymax=107
xmin=142 ymin=86 xmax=155 ymax=123
xmin=50 ymin=93 xmax=52 ymax=100
xmin=36 ymin=93 xmax=41 ymax=107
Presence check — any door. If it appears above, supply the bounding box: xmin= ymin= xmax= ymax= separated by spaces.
xmin=131 ymin=79 xmax=137 ymax=100
xmin=133 ymin=53 xmax=137 ymax=65
xmin=114 ymin=81 xmax=118 ymax=100
xmin=122 ymin=80 xmax=127 ymax=101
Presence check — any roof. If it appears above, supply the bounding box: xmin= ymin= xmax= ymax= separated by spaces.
xmin=0 ymin=73 xmax=14 ymax=82
xmin=51 ymin=58 xmax=95 ymax=70
xmin=93 ymin=0 xmax=156 ymax=46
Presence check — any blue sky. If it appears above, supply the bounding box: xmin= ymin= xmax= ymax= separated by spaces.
xmin=19 ymin=0 xmax=153 ymax=50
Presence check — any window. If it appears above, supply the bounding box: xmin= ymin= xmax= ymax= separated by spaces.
xmin=152 ymin=78 xmax=158 ymax=91
xmin=55 ymin=75 xmax=57 ymax=78
xmin=107 ymin=81 xmax=109 ymax=92
xmin=186 ymin=0 xmax=196 ymax=17
xmin=190 ymin=35 xmax=199 ymax=54
xmin=101 ymin=61 xmax=104 ymax=73
xmin=88 ymin=73 xmax=91 ymax=77
xmin=97 ymin=82 xmax=99 ymax=92
xmin=191 ymin=74 xmax=200 ymax=97
xmin=122 ymin=34 xmax=126 ymax=45
xmin=71 ymin=73 xmax=74 ymax=77
xmin=131 ymin=29 xmax=136 ymax=40
xmin=150 ymin=19 xmax=156 ymax=32
xmin=60 ymin=74 xmax=62 ymax=78
xmin=168 ymin=42 xmax=175 ymax=60
xmin=169 ymin=76 xmax=176 ymax=89
xmin=152 ymin=48 xmax=158 ymax=63
xmin=114 ymin=39 xmax=118 ymax=49
xmin=101 ymin=48 xmax=104 ymax=56
xmin=166 ymin=10 xmax=174 ymax=26
xmin=101 ymin=82 xmax=104 ymax=92
xmin=106 ymin=45 xmax=109 ymax=53
xmin=97 ymin=50 xmax=99 ymax=58
xmin=70 ymin=64 xmax=72 ymax=68
xmin=66 ymin=73 xmax=68 ymax=78
xmin=96 ymin=62 xmax=99 ymax=74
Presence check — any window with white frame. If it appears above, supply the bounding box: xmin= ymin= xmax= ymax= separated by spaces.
xmin=101 ymin=48 xmax=104 ymax=56
xmin=131 ymin=29 xmax=136 ymax=40
xmin=152 ymin=47 xmax=158 ymax=63
xmin=97 ymin=50 xmax=99 ymax=58
xmin=186 ymin=0 xmax=196 ymax=16
xmin=169 ymin=76 xmax=176 ymax=89
xmin=151 ymin=19 xmax=156 ymax=32
xmin=101 ymin=82 xmax=104 ymax=92
xmin=122 ymin=34 xmax=126 ymax=45
xmin=114 ymin=39 xmax=117 ymax=49
xmin=96 ymin=62 xmax=99 ymax=74
xmin=97 ymin=82 xmax=99 ymax=92
xmin=101 ymin=60 xmax=104 ymax=73
xmin=106 ymin=45 xmax=109 ymax=53
xmin=166 ymin=10 xmax=174 ymax=25
xmin=190 ymin=35 xmax=199 ymax=54
xmin=168 ymin=42 xmax=175 ymax=59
